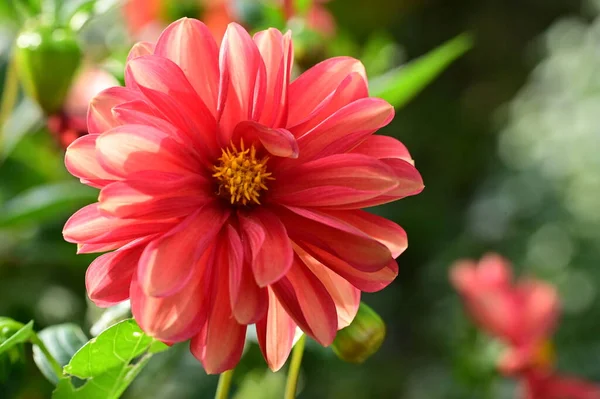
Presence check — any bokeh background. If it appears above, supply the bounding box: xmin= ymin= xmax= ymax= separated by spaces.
xmin=1 ymin=0 xmax=599 ymax=398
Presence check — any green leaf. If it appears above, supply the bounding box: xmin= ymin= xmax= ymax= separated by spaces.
xmin=295 ymin=0 xmax=312 ymax=15
xmin=32 ymin=324 xmax=88 ymax=385
xmin=90 ymin=302 xmax=131 ymax=337
xmin=52 ymin=319 xmax=169 ymax=399
xmin=370 ymin=33 xmax=474 ymax=108
xmin=0 ymin=320 xmax=33 ymax=356
xmin=0 ymin=181 xmax=97 ymax=228
xmin=1 ymin=98 xmax=45 ymax=161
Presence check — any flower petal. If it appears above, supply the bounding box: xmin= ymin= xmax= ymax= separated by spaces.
xmin=98 ymin=176 xmax=210 ymax=219
xmin=87 ymin=86 xmax=142 ymax=134
xmin=126 ymin=55 xmax=219 ymax=157
xmin=295 ymin=241 xmax=398 ymax=293
xmin=96 ymin=125 xmax=200 ymax=177
xmin=350 ymin=134 xmax=414 ymax=164
xmin=238 ymin=208 xmax=293 ymax=287
xmin=321 ymin=210 xmax=408 ymax=258
xmin=138 ymin=203 xmax=229 ymax=297
xmin=154 ymin=18 xmax=220 ymax=116
xmin=271 ymin=255 xmax=337 ymax=346
xmin=277 ymin=206 xmax=392 ymax=272
xmin=86 ymin=244 xmax=144 ymax=307
xmin=127 ymin=41 xmax=155 ymax=61
xmin=65 ymin=134 xmax=120 ymax=188
xmin=287 ymin=57 xmax=366 ymax=127
xmin=256 ymin=288 xmax=297 ymax=371
xmin=63 ymin=203 xmax=175 ymax=244
xmin=190 ymin=236 xmax=247 ymax=374
xmin=254 ymin=29 xmax=293 ymax=127
xmin=218 ymin=23 xmax=264 ymax=141
xmin=130 ymin=246 xmax=215 ymax=342
xmin=289 ymin=72 xmax=368 ymax=137
xmin=272 ymin=154 xmax=398 ymax=207
xmin=297 ymin=244 xmax=360 ymax=329
xmin=232 ymin=121 xmax=298 ymax=158
xmin=283 ymin=98 xmax=394 ymax=167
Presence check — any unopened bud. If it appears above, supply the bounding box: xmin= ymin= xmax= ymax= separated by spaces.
xmin=14 ymin=19 xmax=82 ymax=115
xmin=332 ymin=302 xmax=386 ymax=364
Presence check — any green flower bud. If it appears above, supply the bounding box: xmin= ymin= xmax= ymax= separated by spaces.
xmin=14 ymin=19 xmax=82 ymax=115
xmin=332 ymin=302 xmax=386 ymax=364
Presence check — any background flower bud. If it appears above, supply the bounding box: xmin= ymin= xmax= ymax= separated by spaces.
xmin=332 ymin=302 xmax=386 ymax=364
xmin=14 ymin=20 xmax=82 ymax=115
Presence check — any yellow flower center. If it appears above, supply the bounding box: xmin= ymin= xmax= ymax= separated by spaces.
xmin=213 ymin=141 xmax=273 ymax=205
xmin=531 ymin=339 xmax=555 ymax=370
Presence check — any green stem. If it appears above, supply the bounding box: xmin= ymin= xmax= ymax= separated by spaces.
xmin=284 ymin=335 xmax=306 ymax=399
xmin=0 ymin=52 xmax=19 ymax=152
xmin=214 ymin=369 xmax=235 ymax=399
xmin=31 ymin=334 xmax=63 ymax=378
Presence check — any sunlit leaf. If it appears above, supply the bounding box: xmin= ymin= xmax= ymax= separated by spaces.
xmin=295 ymin=0 xmax=312 ymax=15
xmin=52 ymin=319 xmax=169 ymax=399
xmin=32 ymin=324 xmax=88 ymax=385
xmin=370 ymin=33 xmax=473 ymax=108
xmin=0 ymin=98 xmax=44 ymax=161
xmin=0 ymin=181 xmax=97 ymax=228
xmin=0 ymin=320 xmax=33 ymax=356
xmin=90 ymin=301 xmax=131 ymax=337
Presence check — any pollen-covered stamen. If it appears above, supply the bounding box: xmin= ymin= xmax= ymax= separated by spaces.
xmin=213 ymin=141 xmax=273 ymax=205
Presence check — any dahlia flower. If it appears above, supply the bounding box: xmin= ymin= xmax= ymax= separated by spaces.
xmin=450 ymin=254 xmax=559 ymax=374
xmin=63 ymin=18 xmax=423 ymax=374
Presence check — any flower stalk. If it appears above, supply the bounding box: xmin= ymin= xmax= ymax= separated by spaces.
xmin=284 ymin=334 xmax=306 ymax=399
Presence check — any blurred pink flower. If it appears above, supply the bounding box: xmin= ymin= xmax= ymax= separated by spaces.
xmin=283 ymin=0 xmax=336 ymax=37
xmin=63 ymin=19 xmax=423 ymax=373
xmin=522 ymin=370 xmax=600 ymax=399
xmin=123 ymin=0 xmax=235 ymax=42
xmin=48 ymin=66 xmax=119 ymax=148
xmin=450 ymin=253 xmax=559 ymax=375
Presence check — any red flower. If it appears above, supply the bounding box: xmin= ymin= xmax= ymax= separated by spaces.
xmin=63 ymin=19 xmax=423 ymax=373
xmin=450 ymin=254 xmax=559 ymax=375
xmin=48 ymin=66 xmax=119 ymax=148
xmin=522 ymin=370 xmax=600 ymax=399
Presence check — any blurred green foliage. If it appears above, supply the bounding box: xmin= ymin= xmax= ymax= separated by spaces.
xmin=1 ymin=0 xmax=598 ymax=398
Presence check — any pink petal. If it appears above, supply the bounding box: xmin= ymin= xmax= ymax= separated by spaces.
xmin=272 ymin=255 xmax=337 ymax=346
xmin=130 ymin=246 xmax=215 ymax=342
xmin=334 ymin=158 xmax=424 ymax=209
xmin=95 ymin=125 xmax=200 ymax=177
xmin=295 ymin=241 xmax=398 ymax=293
xmin=256 ymin=288 xmax=297 ymax=371
xmin=127 ymin=41 xmax=155 ymax=61
xmin=138 ymin=203 xmax=229 ymax=297
xmin=98 ymin=176 xmax=210 ymax=219
xmin=154 ymin=18 xmax=220 ymax=116
xmin=278 ymin=206 xmax=392 ymax=272
xmin=272 ymin=154 xmax=398 ymax=207
xmin=321 ymin=210 xmax=408 ymax=258
xmin=86 ymin=244 xmax=144 ymax=307
xmin=254 ymin=29 xmax=293 ymax=127
xmin=283 ymin=98 xmax=394 ymax=167
xmin=87 ymin=86 xmax=142 ymax=134
xmin=350 ymin=135 xmax=414 ymax=164
xmin=297 ymin=245 xmax=360 ymax=329
xmin=126 ymin=55 xmax=219 ymax=157
xmin=518 ymin=281 xmax=559 ymax=342
xmin=65 ymin=134 xmax=120 ymax=188
xmin=190 ymin=237 xmax=247 ymax=374
xmin=289 ymin=72 xmax=368 ymax=137
xmin=287 ymin=57 xmax=366 ymax=127
xmin=63 ymin=203 xmax=175 ymax=244
xmin=238 ymin=208 xmax=293 ymax=287
xmin=232 ymin=121 xmax=298 ymax=158
xmin=218 ymin=23 xmax=264 ymax=141
xmin=477 ymin=253 xmax=513 ymax=288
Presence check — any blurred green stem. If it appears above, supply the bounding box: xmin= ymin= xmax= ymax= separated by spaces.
xmin=215 ymin=369 xmax=235 ymax=399
xmin=31 ymin=334 xmax=63 ymax=378
xmin=0 ymin=53 xmax=19 ymax=152
xmin=284 ymin=335 xmax=306 ymax=399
